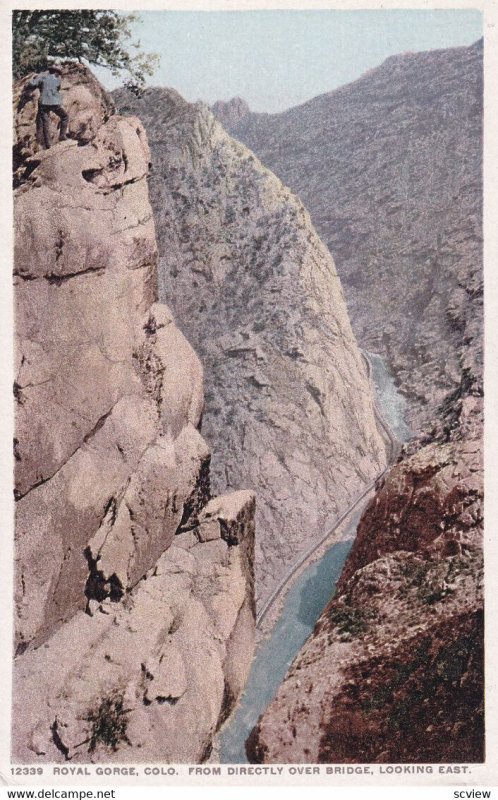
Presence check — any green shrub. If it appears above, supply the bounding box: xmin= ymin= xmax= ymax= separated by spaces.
xmin=86 ymin=692 xmax=130 ymax=753
xmin=327 ymin=604 xmax=374 ymax=639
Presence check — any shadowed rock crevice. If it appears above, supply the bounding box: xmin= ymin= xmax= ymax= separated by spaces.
xmin=51 ymin=720 xmax=70 ymax=761
xmin=84 ymin=546 xmax=124 ymax=607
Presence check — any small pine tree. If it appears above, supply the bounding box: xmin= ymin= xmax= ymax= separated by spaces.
xmin=12 ymin=10 xmax=159 ymax=89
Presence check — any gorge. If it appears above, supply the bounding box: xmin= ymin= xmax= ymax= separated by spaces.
xmin=12 ymin=35 xmax=484 ymax=766
xmin=113 ymin=85 xmax=388 ymax=608
xmin=223 ymin=40 xmax=484 ymax=764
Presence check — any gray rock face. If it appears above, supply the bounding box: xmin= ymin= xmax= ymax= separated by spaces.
xmin=13 ymin=65 xmax=255 ymax=762
xmin=113 ymin=87 xmax=389 ymax=605
xmin=219 ymin=40 xmax=483 ymax=431
xmin=211 ymin=97 xmax=250 ymax=131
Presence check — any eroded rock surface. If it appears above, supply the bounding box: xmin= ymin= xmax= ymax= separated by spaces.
xmin=13 ymin=62 xmax=115 ymax=183
xmin=219 ymin=40 xmax=483 ymax=432
xmin=13 ymin=64 xmax=255 ymax=762
xmin=113 ymin=87 xmax=388 ymax=605
xmin=247 ymin=424 xmax=483 ymax=763
xmin=14 ymin=492 xmax=255 ymax=763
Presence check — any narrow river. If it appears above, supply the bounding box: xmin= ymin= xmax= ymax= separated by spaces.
xmin=219 ymin=353 xmax=411 ymax=763
xmin=366 ymin=351 xmax=412 ymax=442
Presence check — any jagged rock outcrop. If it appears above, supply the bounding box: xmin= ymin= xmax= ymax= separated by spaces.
xmin=211 ymin=97 xmax=250 ymax=132
xmin=13 ymin=64 xmax=255 ymax=762
xmin=14 ymin=490 xmax=255 ymax=763
xmin=13 ymin=62 xmax=115 ymax=183
xmin=218 ymin=40 xmax=483 ymax=432
xmin=113 ymin=87 xmax=389 ymax=605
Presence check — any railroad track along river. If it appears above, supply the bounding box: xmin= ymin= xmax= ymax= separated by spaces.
xmin=256 ymin=351 xmax=402 ymax=630
xmin=220 ymin=351 xmax=410 ymax=762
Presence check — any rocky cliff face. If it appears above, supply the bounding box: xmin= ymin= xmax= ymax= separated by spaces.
xmin=247 ymin=418 xmax=483 ymax=762
xmin=13 ymin=64 xmax=255 ymax=763
xmin=244 ymin=44 xmax=483 ymax=763
xmin=218 ymin=40 xmax=483 ymax=432
xmin=13 ymin=62 xmax=115 ymax=185
xmin=113 ymin=87 xmax=388 ymax=605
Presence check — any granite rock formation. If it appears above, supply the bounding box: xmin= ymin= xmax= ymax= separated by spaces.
xmin=13 ymin=65 xmax=255 ymax=762
xmin=13 ymin=61 xmax=115 ymax=184
xmin=218 ymin=40 xmax=483 ymax=432
xmin=113 ymin=87 xmax=389 ymax=605
xmin=14 ymin=490 xmax=255 ymax=763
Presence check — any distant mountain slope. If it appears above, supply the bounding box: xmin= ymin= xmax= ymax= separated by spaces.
xmin=113 ymin=87 xmax=388 ymax=606
xmin=212 ymin=97 xmax=250 ymax=131
xmin=217 ymin=40 xmax=483 ymax=430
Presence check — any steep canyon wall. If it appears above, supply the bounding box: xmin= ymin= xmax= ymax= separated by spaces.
xmin=243 ymin=43 xmax=484 ymax=763
xmin=219 ymin=40 xmax=483 ymax=433
xmin=113 ymin=87 xmax=389 ymax=605
xmin=13 ymin=64 xmax=255 ymax=763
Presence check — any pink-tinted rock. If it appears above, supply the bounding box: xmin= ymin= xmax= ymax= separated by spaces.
xmin=13 ymin=492 xmax=255 ymax=763
xmin=13 ymin=69 xmax=256 ymax=770
xmin=13 ymin=61 xmax=114 ymax=179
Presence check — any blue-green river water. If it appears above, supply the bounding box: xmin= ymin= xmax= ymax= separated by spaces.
xmin=219 ymin=354 xmax=411 ymax=763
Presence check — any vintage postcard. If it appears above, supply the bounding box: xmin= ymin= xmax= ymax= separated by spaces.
xmin=1 ymin=0 xmax=497 ymax=794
